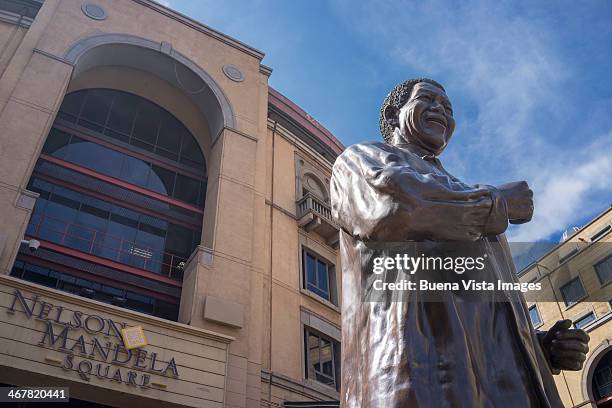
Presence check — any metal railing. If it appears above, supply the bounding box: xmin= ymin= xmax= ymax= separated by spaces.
xmin=26 ymin=214 xmax=186 ymax=280
xmin=296 ymin=192 xmax=334 ymax=222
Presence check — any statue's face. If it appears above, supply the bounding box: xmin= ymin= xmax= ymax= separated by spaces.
xmin=398 ymin=82 xmax=455 ymax=154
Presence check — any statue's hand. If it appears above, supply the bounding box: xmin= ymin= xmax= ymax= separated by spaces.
xmin=540 ymin=319 xmax=589 ymax=374
xmin=497 ymin=181 xmax=533 ymax=224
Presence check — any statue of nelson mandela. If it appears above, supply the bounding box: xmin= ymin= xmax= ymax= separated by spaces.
xmin=330 ymin=78 xmax=589 ymax=407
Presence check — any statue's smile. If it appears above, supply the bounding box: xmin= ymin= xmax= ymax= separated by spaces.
xmin=424 ymin=114 xmax=447 ymax=128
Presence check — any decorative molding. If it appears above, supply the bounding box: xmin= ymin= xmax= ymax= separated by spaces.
xmin=265 ymin=199 xmax=297 ymax=220
xmin=261 ymin=369 xmax=339 ymax=401
xmin=300 ymin=307 xmax=341 ymax=341
xmin=259 ymin=64 xmax=273 ymax=77
xmin=133 ymin=0 xmax=265 ymax=61
xmin=81 ymin=3 xmax=107 ymax=21
xmin=63 ymin=33 xmax=236 ymax=141
xmin=32 ymin=48 xmax=74 ymax=66
xmin=224 ymin=126 xmax=258 ymax=143
xmin=0 ymin=9 xmax=34 ymax=27
xmin=222 ymin=64 xmax=244 ymax=82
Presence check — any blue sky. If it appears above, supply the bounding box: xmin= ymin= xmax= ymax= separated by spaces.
xmin=159 ymin=0 xmax=612 ymax=243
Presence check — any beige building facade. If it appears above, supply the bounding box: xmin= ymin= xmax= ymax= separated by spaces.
xmin=520 ymin=207 xmax=612 ymax=407
xmin=0 ymin=1 xmax=343 ymax=407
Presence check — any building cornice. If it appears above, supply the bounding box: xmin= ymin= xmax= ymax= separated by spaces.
xmin=268 ymin=87 xmax=344 ymax=163
xmin=133 ymin=0 xmax=265 ymax=61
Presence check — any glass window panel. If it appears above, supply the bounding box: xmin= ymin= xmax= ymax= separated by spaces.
xmin=135 ymin=229 xmax=164 ymax=252
xmin=76 ymin=210 xmax=108 ymax=237
xmin=148 ymin=165 xmax=176 ymax=196
xmin=103 ymin=128 xmax=130 ymax=143
xmin=165 ymin=223 xmax=194 ymax=257
xmin=57 ymin=111 xmax=77 ymax=123
xmin=93 ymin=233 xmax=122 ymax=260
xmin=305 ymin=253 xmax=316 ymax=286
xmin=30 ymin=178 xmax=53 ymax=195
xmin=120 ymin=155 xmax=151 ymax=188
xmin=23 ymin=264 xmax=56 ymax=288
xmin=131 ymin=138 xmax=155 ymax=152
xmin=109 ymin=210 xmax=139 ymax=230
xmin=139 ymin=219 xmax=167 ymax=238
xmin=155 ymin=147 xmax=179 ymax=162
xmin=42 ymin=128 xmax=71 ymax=158
xmin=574 ymin=312 xmax=596 ymax=329
xmin=126 ymin=291 xmax=152 ymax=304
xmin=108 ymin=216 xmax=138 ymax=249
xmin=317 ymin=260 xmax=329 ymax=294
xmin=67 ymin=139 xmax=124 ymax=179
xmin=305 ymin=329 xmax=339 ymax=390
xmin=13 ymin=260 xmax=179 ymax=320
xmin=595 ymin=256 xmax=612 ymax=285
xmin=180 ymin=134 xmax=204 ymax=166
xmin=106 ymin=91 xmax=139 ymax=136
xmin=132 ymin=101 xmax=161 ymax=145
xmin=101 ymin=285 xmax=124 ymax=297
xmin=155 ymin=300 xmax=178 ymax=321
xmin=50 ymin=186 xmax=82 ymax=210
xmin=529 ymin=306 xmax=542 ymax=327
xmin=157 ymin=115 xmax=183 ymax=154
xmin=59 ymin=91 xmax=85 ymax=119
xmin=561 ymin=277 xmax=586 ymax=306
xmin=45 ymin=198 xmax=79 ymax=223
xmin=79 ymin=89 xmax=113 ymax=127
xmin=174 ymin=174 xmax=200 ymax=205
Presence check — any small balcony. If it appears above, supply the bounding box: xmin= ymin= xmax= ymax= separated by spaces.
xmin=296 ymin=192 xmax=339 ymax=248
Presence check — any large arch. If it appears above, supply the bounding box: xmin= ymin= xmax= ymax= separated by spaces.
xmin=63 ymin=33 xmax=235 ymax=142
xmin=582 ymin=338 xmax=612 ymax=403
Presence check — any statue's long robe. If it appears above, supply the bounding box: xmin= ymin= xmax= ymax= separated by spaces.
xmin=330 ymin=142 xmax=563 ymax=408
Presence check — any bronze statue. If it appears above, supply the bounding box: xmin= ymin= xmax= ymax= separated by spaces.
xmin=330 ymin=79 xmax=589 ymax=407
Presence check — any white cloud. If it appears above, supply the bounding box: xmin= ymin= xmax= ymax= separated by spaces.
xmin=154 ymin=0 xmax=171 ymax=7
xmin=333 ymin=0 xmax=612 ymax=241
xmin=510 ymin=140 xmax=612 ymax=241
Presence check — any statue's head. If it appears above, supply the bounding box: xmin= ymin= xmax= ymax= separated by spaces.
xmin=379 ymin=78 xmax=455 ymax=156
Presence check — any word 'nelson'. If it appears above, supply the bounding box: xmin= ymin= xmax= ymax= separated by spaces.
xmin=8 ymin=289 xmax=179 ymax=384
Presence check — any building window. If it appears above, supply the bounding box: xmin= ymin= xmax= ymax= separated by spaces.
xmin=305 ymin=327 xmax=340 ymax=391
xmin=558 ymin=247 xmax=579 ymax=264
xmin=574 ymin=312 xmax=596 ymax=330
xmin=303 ymin=248 xmax=336 ymax=304
xmin=590 ymin=225 xmax=611 ymax=242
xmin=595 ymin=256 xmax=612 ymax=286
xmin=57 ymin=89 xmax=205 ymax=170
xmin=12 ymin=89 xmax=207 ymax=321
xmin=560 ymin=277 xmax=586 ymax=306
xmin=11 ymin=260 xmax=178 ymax=320
xmin=529 ymin=305 xmax=543 ymax=327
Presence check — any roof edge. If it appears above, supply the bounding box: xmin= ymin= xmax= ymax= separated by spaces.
xmin=268 ymin=87 xmax=345 ymax=158
xmin=134 ymin=0 xmax=266 ymax=61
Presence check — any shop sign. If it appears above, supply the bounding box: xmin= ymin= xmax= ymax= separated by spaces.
xmin=6 ymin=289 xmax=179 ymax=388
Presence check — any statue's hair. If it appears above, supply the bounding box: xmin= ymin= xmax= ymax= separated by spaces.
xmin=379 ymin=78 xmax=445 ymax=143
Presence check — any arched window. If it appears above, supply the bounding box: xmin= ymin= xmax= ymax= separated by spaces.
xmin=302 ymin=173 xmax=328 ymax=202
xmin=11 ymin=89 xmax=207 ymax=321
xmin=593 ymin=350 xmax=612 ymax=405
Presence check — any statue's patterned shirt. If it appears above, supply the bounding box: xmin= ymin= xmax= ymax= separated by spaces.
xmin=330 ymin=142 xmax=563 ymax=408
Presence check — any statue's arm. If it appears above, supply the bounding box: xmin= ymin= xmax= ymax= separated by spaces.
xmin=330 ymin=146 xmax=508 ymax=241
